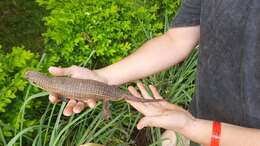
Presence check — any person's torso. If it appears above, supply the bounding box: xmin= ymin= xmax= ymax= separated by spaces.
xmin=193 ymin=0 xmax=260 ymax=128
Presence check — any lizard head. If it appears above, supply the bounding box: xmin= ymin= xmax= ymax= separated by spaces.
xmin=25 ymin=71 xmax=45 ymax=86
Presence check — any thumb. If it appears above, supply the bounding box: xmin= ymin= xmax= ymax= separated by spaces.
xmin=48 ymin=66 xmax=74 ymax=76
xmin=137 ymin=114 xmax=183 ymax=131
xmin=137 ymin=116 xmax=166 ymax=130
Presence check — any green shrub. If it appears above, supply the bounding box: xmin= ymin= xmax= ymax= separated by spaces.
xmin=0 ymin=0 xmax=46 ymax=52
xmin=0 ymin=45 xmax=40 ymax=140
xmin=37 ymin=0 xmax=180 ymax=67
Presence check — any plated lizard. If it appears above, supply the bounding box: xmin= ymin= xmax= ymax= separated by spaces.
xmin=25 ymin=71 xmax=163 ymax=119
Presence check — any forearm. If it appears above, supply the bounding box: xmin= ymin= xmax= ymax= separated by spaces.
xmin=95 ymin=26 xmax=200 ymax=85
xmin=183 ymin=119 xmax=260 ymax=146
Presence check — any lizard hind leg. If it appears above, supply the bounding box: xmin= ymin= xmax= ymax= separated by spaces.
xmin=102 ymin=100 xmax=111 ymax=120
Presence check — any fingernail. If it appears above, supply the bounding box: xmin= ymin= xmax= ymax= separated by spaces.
xmin=48 ymin=67 xmax=54 ymax=72
xmin=128 ymin=86 xmax=133 ymax=90
xmin=48 ymin=66 xmax=59 ymax=72
xmin=137 ymin=125 xmax=143 ymax=130
xmin=74 ymin=108 xmax=81 ymax=113
xmin=49 ymin=95 xmax=57 ymax=103
xmin=64 ymin=111 xmax=72 ymax=116
xmin=89 ymin=103 xmax=95 ymax=108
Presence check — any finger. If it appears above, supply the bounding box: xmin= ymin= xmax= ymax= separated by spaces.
xmin=49 ymin=94 xmax=61 ymax=103
xmin=73 ymin=102 xmax=85 ymax=113
xmin=83 ymin=99 xmax=96 ymax=108
xmin=63 ymin=99 xmax=77 ymax=116
xmin=126 ymin=99 xmax=146 ymax=113
xmin=48 ymin=66 xmax=75 ymax=76
xmin=137 ymin=116 xmax=170 ymax=130
xmin=149 ymin=85 xmax=163 ymax=99
xmin=161 ymin=130 xmax=177 ymax=146
xmin=128 ymin=86 xmax=142 ymax=98
xmin=137 ymin=82 xmax=153 ymax=99
xmin=126 ymin=87 xmax=148 ymax=114
xmin=137 ymin=116 xmax=160 ymax=129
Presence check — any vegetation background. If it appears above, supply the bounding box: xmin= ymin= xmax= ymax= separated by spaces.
xmin=0 ymin=0 xmax=198 ymax=145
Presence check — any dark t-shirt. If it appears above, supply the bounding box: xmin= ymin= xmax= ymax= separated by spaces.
xmin=172 ymin=0 xmax=260 ymax=128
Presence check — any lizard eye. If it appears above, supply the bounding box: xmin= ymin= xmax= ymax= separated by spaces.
xmin=30 ymin=81 xmax=37 ymax=85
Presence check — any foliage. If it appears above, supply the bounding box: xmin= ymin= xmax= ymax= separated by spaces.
xmin=0 ymin=45 xmax=40 ymax=141
xmin=37 ymin=0 xmax=180 ymax=67
xmin=0 ymin=0 xmax=46 ymax=52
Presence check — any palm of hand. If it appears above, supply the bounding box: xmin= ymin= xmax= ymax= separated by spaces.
xmin=48 ymin=65 xmax=106 ymax=116
xmin=127 ymin=82 xmax=188 ymax=116
xmin=127 ymin=82 xmax=194 ymax=131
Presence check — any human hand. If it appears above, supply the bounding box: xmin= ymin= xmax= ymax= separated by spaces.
xmin=48 ymin=65 xmax=108 ymax=116
xmin=127 ymin=82 xmax=196 ymax=134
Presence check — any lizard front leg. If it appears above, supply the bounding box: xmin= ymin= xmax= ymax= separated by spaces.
xmin=102 ymin=99 xmax=111 ymax=120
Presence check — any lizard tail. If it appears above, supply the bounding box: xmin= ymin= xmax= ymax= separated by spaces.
xmin=123 ymin=94 xmax=164 ymax=102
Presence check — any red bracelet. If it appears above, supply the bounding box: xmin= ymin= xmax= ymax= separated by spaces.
xmin=210 ymin=121 xmax=221 ymax=146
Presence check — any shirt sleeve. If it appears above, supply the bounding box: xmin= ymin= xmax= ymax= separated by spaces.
xmin=171 ymin=0 xmax=201 ymax=27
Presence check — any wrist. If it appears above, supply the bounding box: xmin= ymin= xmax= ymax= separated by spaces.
xmin=180 ymin=117 xmax=198 ymax=137
xmin=94 ymin=68 xmax=121 ymax=85
xmin=182 ymin=119 xmax=212 ymax=146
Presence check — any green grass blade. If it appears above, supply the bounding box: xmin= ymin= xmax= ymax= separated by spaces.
xmin=7 ymin=126 xmax=39 ymax=146
xmin=43 ymin=104 xmax=56 ymax=146
xmin=0 ymin=127 xmax=7 ymax=145
xmin=52 ymin=109 xmax=92 ymax=146
xmin=49 ymin=102 xmax=66 ymax=145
